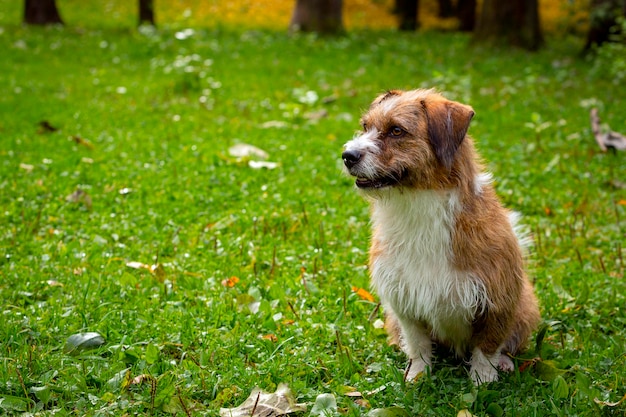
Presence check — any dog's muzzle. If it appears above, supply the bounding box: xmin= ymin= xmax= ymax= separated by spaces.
xmin=342 ymin=149 xmax=362 ymax=170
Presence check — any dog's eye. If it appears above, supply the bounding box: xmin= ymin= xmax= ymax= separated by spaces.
xmin=362 ymin=122 xmax=368 ymax=131
xmin=389 ymin=127 xmax=404 ymax=137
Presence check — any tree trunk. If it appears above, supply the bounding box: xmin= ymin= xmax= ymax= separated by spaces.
xmin=289 ymin=0 xmax=344 ymax=34
xmin=438 ymin=0 xmax=455 ymax=18
xmin=395 ymin=0 xmax=420 ymax=31
xmin=139 ymin=0 xmax=155 ymax=26
xmin=584 ymin=0 xmax=626 ymax=51
xmin=24 ymin=0 xmax=63 ymax=25
xmin=457 ymin=0 xmax=476 ymax=31
xmin=474 ymin=0 xmax=543 ymax=50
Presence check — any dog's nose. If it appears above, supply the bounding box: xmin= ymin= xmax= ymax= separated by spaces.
xmin=342 ymin=149 xmax=362 ymax=169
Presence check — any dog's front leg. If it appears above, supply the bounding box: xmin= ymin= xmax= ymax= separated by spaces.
xmin=396 ymin=316 xmax=432 ymax=381
xmin=469 ymin=346 xmax=503 ymax=385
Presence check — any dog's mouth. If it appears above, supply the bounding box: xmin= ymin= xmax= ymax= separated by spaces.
xmin=354 ymin=173 xmax=402 ymax=189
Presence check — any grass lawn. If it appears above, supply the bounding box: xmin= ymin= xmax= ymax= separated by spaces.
xmin=1 ymin=7 xmax=625 ymax=417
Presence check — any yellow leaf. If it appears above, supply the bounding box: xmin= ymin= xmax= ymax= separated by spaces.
xmin=352 ymin=286 xmax=375 ymax=302
xmin=221 ymin=276 xmax=240 ymax=288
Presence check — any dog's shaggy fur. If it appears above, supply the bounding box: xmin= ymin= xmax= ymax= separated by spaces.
xmin=342 ymin=89 xmax=540 ymax=384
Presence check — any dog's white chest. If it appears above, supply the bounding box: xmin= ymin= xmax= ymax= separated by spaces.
xmin=370 ymin=190 xmax=486 ymax=346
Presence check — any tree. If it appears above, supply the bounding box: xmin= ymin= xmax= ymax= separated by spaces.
xmin=139 ymin=0 xmax=155 ymax=26
xmin=437 ymin=0 xmax=455 ymax=18
xmin=24 ymin=0 xmax=63 ymax=25
xmin=474 ymin=0 xmax=543 ymax=50
xmin=584 ymin=0 xmax=626 ymax=51
xmin=457 ymin=0 xmax=476 ymax=32
xmin=395 ymin=0 xmax=420 ymax=31
xmin=289 ymin=0 xmax=344 ymax=34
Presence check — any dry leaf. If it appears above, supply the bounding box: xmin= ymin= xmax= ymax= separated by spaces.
xmin=126 ymin=261 xmax=165 ymax=279
xmin=66 ymin=189 xmax=93 ymax=210
xmin=228 ymin=143 xmax=269 ymax=160
xmin=129 ymin=374 xmax=156 ymax=386
xmin=590 ymin=108 xmax=626 ymax=151
xmin=126 ymin=261 xmax=151 ymax=270
xmin=260 ymin=334 xmax=277 ymax=342
xmin=64 ymin=332 xmax=105 ymax=355
xmin=72 ymin=135 xmax=95 ymax=149
xmin=38 ymin=120 xmax=58 ymax=133
xmin=221 ymin=276 xmax=240 ymax=288
xmin=355 ymin=398 xmax=371 ymax=408
xmin=19 ymin=163 xmax=34 ymax=172
xmin=219 ymin=383 xmax=306 ymax=417
xmin=352 ymin=286 xmax=375 ymax=302
xmin=594 ymin=392 xmax=626 ymax=407
xmin=248 ymin=160 xmax=279 ymax=170
xmin=260 ymin=121 xmax=289 ymax=129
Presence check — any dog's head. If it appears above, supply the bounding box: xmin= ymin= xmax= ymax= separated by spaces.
xmin=342 ymin=89 xmax=475 ymax=191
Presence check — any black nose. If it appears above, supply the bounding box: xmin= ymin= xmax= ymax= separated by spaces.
xmin=342 ymin=150 xmax=362 ymax=169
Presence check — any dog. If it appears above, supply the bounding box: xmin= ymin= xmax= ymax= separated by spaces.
xmin=341 ymin=89 xmax=540 ymax=385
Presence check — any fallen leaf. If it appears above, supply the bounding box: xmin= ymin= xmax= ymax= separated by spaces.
xmin=590 ymin=108 xmax=626 ymax=151
xmin=66 ymin=189 xmax=93 ymax=210
xmin=219 ymin=383 xmax=306 ymax=417
xmin=352 ymin=286 xmax=375 ymax=302
xmin=260 ymin=121 xmax=289 ymax=129
xmin=129 ymin=374 xmax=156 ymax=386
xmin=355 ymin=398 xmax=371 ymax=408
xmin=72 ymin=135 xmax=94 ymax=149
xmin=260 ymin=334 xmax=277 ymax=342
xmin=594 ymin=392 xmax=626 ymax=407
xmin=221 ymin=276 xmax=240 ymax=287
xmin=228 ymin=143 xmax=269 ymax=160
xmin=38 ymin=120 xmax=58 ymax=133
xmin=19 ymin=163 xmax=34 ymax=172
xmin=64 ymin=332 xmax=105 ymax=355
xmin=127 ymin=261 xmax=148 ymax=270
xmin=248 ymin=160 xmax=279 ymax=170
xmin=126 ymin=261 xmax=165 ymax=279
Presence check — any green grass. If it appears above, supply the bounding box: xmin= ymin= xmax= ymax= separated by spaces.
xmin=1 ymin=10 xmax=626 ymax=417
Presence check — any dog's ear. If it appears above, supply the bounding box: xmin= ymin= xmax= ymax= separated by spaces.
xmin=422 ymin=98 xmax=475 ymax=171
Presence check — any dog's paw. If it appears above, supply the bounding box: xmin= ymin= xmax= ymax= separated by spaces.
xmin=498 ymin=354 xmax=514 ymax=372
xmin=470 ymin=363 xmax=499 ymax=385
xmin=469 ymin=349 xmax=499 ymax=385
xmin=404 ymin=358 xmax=429 ymax=382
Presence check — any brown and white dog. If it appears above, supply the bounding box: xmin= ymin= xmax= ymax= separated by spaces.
xmin=342 ymin=89 xmax=540 ymax=385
